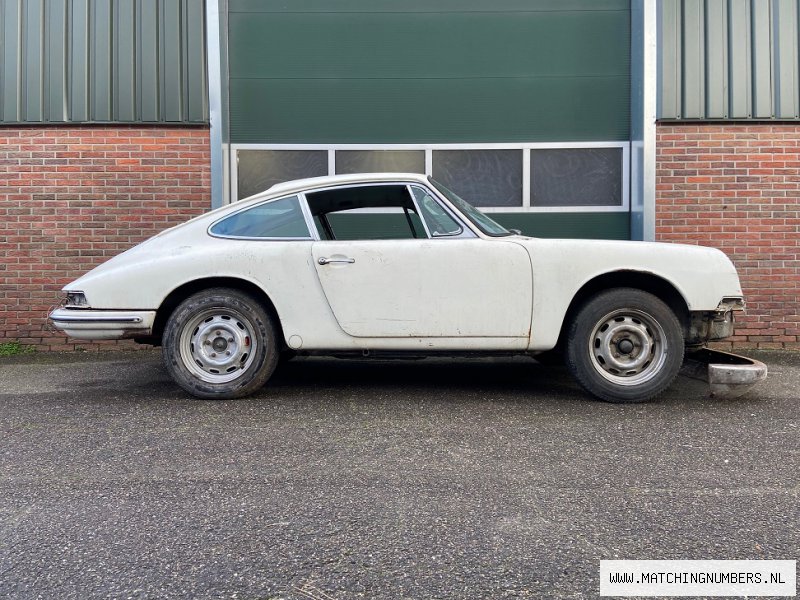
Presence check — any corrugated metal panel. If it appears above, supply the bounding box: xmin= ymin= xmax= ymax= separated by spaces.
xmin=659 ymin=0 xmax=800 ymax=120
xmin=727 ymin=0 xmax=750 ymax=118
xmin=0 ymin=0 xmax=208 ymax=124
xmin=228 ymin=0 xmax=631 ymax=143
xmin=46 ymin=0 xmax=68 ymax=121
xmin=775 ymin=0 xmax=800 ymax=117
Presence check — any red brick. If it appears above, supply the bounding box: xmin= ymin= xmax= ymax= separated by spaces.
xmin=0 ymin=125 xmax=210 ymax=351
xmin=657 ymin=123 xmax=800 ymax=349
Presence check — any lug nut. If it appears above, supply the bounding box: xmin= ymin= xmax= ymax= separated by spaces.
xmin=211 ymin=353 xmax=217 ymax=358
xmin=227 ymin=338 xmax=234 ymax=343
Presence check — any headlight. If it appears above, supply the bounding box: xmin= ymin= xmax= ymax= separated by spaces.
xmin=64 ymin=291 xmax=89 ymax=307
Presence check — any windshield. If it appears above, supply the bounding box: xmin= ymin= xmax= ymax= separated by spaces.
xmin=428 ymin=178 xmax=512 ymax=237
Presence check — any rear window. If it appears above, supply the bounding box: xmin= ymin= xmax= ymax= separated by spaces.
xmin=210 ymin=196 xmax=311 ymax=239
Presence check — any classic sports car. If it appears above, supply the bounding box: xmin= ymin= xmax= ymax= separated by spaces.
xmin=50 ymin=173 xmax=763 ymax=403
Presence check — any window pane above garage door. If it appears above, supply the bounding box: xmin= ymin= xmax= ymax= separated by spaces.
xmin=335 ymin=150 xmax=425 ymax=175
xmin=531 ymin=148 xmax=623 ymax=207
xmin=237 ymin=150 xmax=328 ymax=200
xmin=234 ymin=143 xmax=629 ymax=210
xmin=432 ymin=150 xmax=523 ymax=207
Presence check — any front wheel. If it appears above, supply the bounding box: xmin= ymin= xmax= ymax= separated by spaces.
xmin=565 ymin=288 xmax=684 ymax=403
xmin=162 ymin=288 xmax=279 ymax=399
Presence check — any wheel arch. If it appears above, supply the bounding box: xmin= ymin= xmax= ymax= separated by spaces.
xmin=149 ymin=277 xmax=286 ymax=347
xmin=556 ymin=270 xmax=691 ymax=350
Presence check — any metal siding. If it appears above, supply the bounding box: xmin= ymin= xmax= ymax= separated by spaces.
xmin=727 ymin=0 xmax=751 ymax=118
xmin=774 ymin=0 xmax=799 ymax=118
xmin=181 ymin=0 xmax=190 ymax=121
xmin=138 ymin=0 xmax=159 ymax=122
xmin=681 ymin=0 xmax=704 ymax=118
xmin=228 ymin=2 xmax=631 ymax=143
xmin=160 ymin=0 xmax=183 ymax=121
xmin=45 ymin=0 xmax=67 ymax=121
xmin=491 ymin=212 xmax=630 ymax=240
xmin=90 ymin=0 xmax=112 ymax=121
xmin=185 ymin=0 xmax=207 ymax=122
xmin=0 ymin=0 xmax=208 ymax=124
xmin=68 ymin=0 xmax=89 ymax=121
xmin=659 ymin=0 xmax=800 ymax=120
xmin=114 ymin=0 xmax=136 ymax=121
xmin=1 ymin=0 xmax=22 ymax=122
xmin=22 ymin=0 xmax=43 ymax=121
xmin=728 ymin=0 xmax=752 ymax=119
xmin=230 ymin=0 xmax=631 ymax=12
xmin=750 ymin=0 xmax=773 ymax=118
xmin=659 ymin=0 xmax=681 ymax=117
xmin=704 ymin=0 xmax=727 ymax=117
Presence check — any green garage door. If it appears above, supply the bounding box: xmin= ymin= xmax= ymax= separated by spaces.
xmin=227 ymin=0 xmax=631 ymax=239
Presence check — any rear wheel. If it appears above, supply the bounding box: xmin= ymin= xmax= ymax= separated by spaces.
xmin=565 ymin=288 xmax=684 ymax=403
xmin=162 ymin=288 xmax=279 ymax=399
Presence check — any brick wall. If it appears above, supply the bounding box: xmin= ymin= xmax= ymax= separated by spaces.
xmin=2 ymin=124 xmax=797 ymax=352
xmin=656 ymin=123 xmax=800 ymax=349
xmin=1 ymin=126 xmax=210 ymax=351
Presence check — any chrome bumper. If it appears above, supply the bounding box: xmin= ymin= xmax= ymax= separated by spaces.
xmin=49 ymin=308 xmax=156 ymax=340
xmin=681 ymin=349 xmax=768 ymax=398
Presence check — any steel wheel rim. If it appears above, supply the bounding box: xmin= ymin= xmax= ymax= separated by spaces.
xmin=178 ymin=307 xmax=258 ymax=384
xmin=588 ymin=308 xmax=668 ymax=386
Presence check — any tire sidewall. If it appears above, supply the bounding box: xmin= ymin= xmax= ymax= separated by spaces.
xmin=566 ymin=288 xmax=684 ymax=403
xmin=162 ymin=289 xmax=279 ymax=399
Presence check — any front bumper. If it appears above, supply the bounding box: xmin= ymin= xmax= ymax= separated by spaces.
xmin=681 ymin=349 xmax=768 ymax=398
xmin=49 ymin=308 xmax=156 ymax=340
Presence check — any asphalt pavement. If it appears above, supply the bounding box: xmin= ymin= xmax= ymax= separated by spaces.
xmin=0 ymin=350 xmax=798 ymax=599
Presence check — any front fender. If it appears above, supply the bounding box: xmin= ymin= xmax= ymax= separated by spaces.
xmin=521 ymin=239 xmax=743 ymax=351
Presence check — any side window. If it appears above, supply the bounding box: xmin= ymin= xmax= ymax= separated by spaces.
xmin=324 ymin=208 xmax=424 ymax=241
xmin=210 ymin=196 xmax=311 ymax=239
xmin=410 ymin=186 xmax=463 ymax=237
xmin=306 ymin=185 xmax=426 ymax=241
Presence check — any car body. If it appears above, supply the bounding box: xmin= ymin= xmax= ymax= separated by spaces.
xmin=50 ymin=173 xmax=754 ymax=402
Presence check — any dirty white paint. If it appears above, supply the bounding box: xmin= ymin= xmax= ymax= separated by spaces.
xmin=522 ymin=237 xmax=741 ymax=350
xmin=54 ymin=174 xmax=744 ymax=351
xmin=312 ymin=239 xmax=532 ymax=339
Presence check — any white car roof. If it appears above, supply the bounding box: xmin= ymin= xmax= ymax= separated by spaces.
xmin=248 ymin=172 xmax=432 ymax=201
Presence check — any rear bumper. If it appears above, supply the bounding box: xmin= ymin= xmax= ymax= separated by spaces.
xmin=681 ymin=349 xmax=768 ymax=398
xmin=49 ymin=308 xmax=156 ymax=340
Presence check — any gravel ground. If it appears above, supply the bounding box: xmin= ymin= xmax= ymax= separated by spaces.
xmin=0 ymin=350 xmax=798 ymax=599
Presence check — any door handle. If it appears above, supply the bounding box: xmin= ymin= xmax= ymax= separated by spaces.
xmin=318 ymin=257 xmax=355 ymax=265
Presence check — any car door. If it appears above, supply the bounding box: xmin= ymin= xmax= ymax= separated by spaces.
xmin=309 ymin=186 xmax=532 ymax=340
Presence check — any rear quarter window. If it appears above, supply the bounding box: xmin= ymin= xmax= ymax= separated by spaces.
xmin=210 ymin=195 xmax=311 ymax=239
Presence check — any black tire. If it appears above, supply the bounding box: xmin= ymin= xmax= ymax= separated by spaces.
xmin=565 ymin=288 xmax=684 ymax=403
xmin=162 ymin=288 xmax=279 ymax=399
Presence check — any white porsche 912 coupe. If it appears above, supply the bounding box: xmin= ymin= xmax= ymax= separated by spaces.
xmin=50 ymin=173 xmax=765 ymax=402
